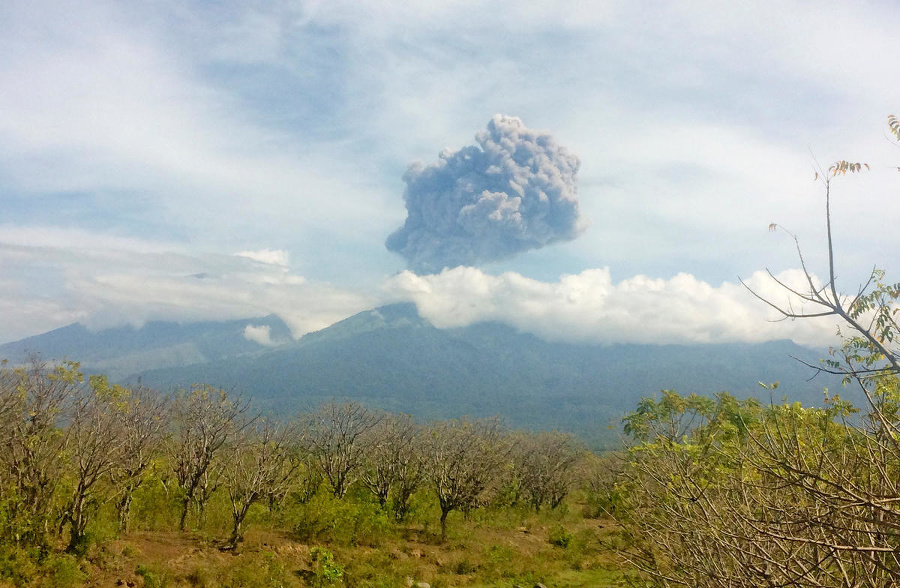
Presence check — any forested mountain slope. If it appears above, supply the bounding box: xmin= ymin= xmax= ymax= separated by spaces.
xmin=128 ymin=304 xmax=848 ymax=444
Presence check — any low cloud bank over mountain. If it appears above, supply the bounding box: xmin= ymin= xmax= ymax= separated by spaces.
xmin=0 ymin=232 xmax=374 ymax=344
xmin=0 ymin=226 xmax=837 ymax=349
xmin=386 ymin=266 xmax=840 ymax=348
xmin=386 ymin=115 xmax=584 ymax=273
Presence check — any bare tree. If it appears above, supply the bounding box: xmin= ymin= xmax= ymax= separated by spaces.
xmin=169 ymin=384 xmax=251 ymax=531
xmin=494 ymin=119 xmax=900 ymax=586
xmin=359 ymin=412 xmax=424 ymax=520
xmin=742 ymin=160 xmax=900 ymax=385
xmin=299 ymin=402 xmax=381 ymax=498
xmin=62 ymin=375 xmax=132 ymax=551
xmin=421 ymin=418 xmax=507 ymax=540
xmin=288 ymin=454 xmax=324 ymax=505
xmin=0 ymin=360 xmax=19 ymax=445
xmin=511 ymin=431 xmax=581 ymax=511
xmin=222 ymin=420 xmax=300 ymax=549
xmin=109 ymin=383 xmax=169 ymax=533
xmin=613 ymin=138 xmax=900 ymax=587
xmin=1 ymin=363 xmax=166 ymax=548
xmin=0 ymin=358 xmax=79 ymax=548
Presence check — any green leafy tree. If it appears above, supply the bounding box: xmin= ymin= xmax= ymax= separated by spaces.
xmin=613 ymin=116 xmax=900 ymax=587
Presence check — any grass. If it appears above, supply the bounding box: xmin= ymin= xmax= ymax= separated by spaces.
xmin=0 ymin=489 xmax=634 ymax=588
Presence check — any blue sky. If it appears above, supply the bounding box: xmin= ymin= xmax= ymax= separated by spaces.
xmin=2 ymin=0 xmax=900 ymax=346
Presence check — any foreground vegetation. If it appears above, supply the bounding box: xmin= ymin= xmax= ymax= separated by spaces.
xmin=604 ymin=146 xmax=900 ymax=586
xmin=0 ymin=359 xmax=633 ymax=587
xmin=10 ymin=351 xmax=900 ymax=588
xmin=612 ymin=383 xmax=900 ymax=587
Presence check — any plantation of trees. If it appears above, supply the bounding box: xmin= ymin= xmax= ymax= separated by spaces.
xmin=0 ymin=360 xmax=615 ymax=587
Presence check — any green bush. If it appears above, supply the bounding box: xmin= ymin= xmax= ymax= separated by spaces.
xmin=46 ymin=554 xmax=86 ymax=588
xmin=130 ymin=478 xmax=181 ymax=531
xmin=453 ymin=558 xmax=478 ymax=574
xmin=310 ymin=547 xmax=344 ymax=587
xmin=136 ymin=563 xmax=170 ymax=588
xmin=0 ymin=549 xmax=87 ymax=588
xmin=0 ymin=546 xmax=40 ymax=586
xmin=289 ymin=492 xmax=393 ymax=546
xmin=548 ymin=524 xmax=573 ymax=548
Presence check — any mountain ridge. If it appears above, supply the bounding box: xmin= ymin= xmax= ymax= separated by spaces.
xmin=0 ymin=314 xmax=292 ymax=380
xmin=0 ymin=304 xmax=849 ymax=446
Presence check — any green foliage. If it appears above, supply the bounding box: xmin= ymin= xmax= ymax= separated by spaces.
xmin=548 ymin=524 xmax=574 ymax=548
xmin=890 ymin=114 xmax=900 ymax=142
xmin=224 ymin=551 xmax=290 ymax=588
xmin=613 ymin=384 xmax=900 ymax=586
xmin=310 ymin=547 xmax=344 ymax=587
xmin=0 ymin=546 xmax=40 ymax=586
xmin=136 ymin=564 xmax=170 ymax=588
xmin=828 ymin=160 xmax=869 ymax=176
xmin=0 ymin=551 xmax=86 ymax=588
xmin=46 ymin=554 xmax=87 ymax=588
xmin=129 ymin=472 xmax=182 ymax=531
xmin=622 ymin=390 xmax=716 ymax=444
xmin=288 ymin=491 xmax=393 ymax=546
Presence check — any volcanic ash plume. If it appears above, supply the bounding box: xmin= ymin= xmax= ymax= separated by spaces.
xmin=386 ymin=115 xmax=584 ymax=274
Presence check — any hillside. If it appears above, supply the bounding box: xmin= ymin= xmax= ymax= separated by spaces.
xmin=0 ymin=315 xmax=292 ymax=380
xmin=129 ymin=304 xmax=847 ymax=445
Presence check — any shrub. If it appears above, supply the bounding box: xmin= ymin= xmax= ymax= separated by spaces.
xmin=46 ymin=554 xmax=86 ymax=588
xmin=548 ymin=524 xmax=573 ymax=548
xmin=136 ymin=564 xmax=169 ymax=588
xmin=310 ymin=547 xmax=344 ymax=587
xmin=290 ymin=492 xmax=392 ymax=546
xmin=453 ymin=558 xmax=478 ymax=574
xmin=0 ymin=546 xmax=40 ymax=585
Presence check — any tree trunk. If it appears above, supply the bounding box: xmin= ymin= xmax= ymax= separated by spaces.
xmin=117 ymin=490 xmax=134 ymax=533
xmin=66 ymin=496 xmax=87 ymax=553
xmin=227 ymin=503 xmax=252 ymax=550
xmin=179 ymin=496 xmax=190 ymax=531
xmin=332 ymin=476 xmax=346 ymax=498
xmin=227 ymin=519 xmax=243 ymax=550
xmin=394 ymin=493 xmax=412 ymax=522
xmin=439 ymin=507 xmax=451 ymax=542
xmin=197 ymin=498 xmax=207 ymax=528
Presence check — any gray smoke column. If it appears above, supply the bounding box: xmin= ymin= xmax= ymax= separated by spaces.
xmin=386 ymin=115 xmax=584 ymax=274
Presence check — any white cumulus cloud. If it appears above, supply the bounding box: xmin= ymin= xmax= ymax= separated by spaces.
xmin=243 ymin=324 xmax=276 ymax=347
xmin=385 ymin=266 xmax=842 ymax=348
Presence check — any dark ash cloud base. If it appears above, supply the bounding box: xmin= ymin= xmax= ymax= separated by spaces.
xmin=386 ymin=115 xmax=584 ymax=274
